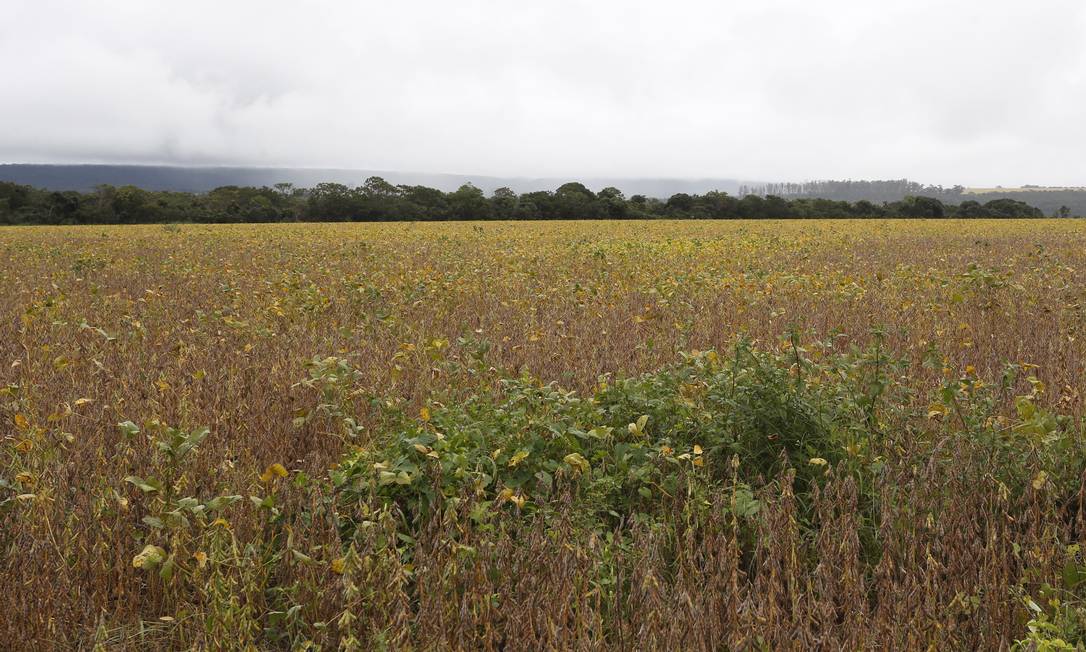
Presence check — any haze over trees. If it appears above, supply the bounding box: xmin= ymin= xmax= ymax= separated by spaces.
xmin=740 ymin=179 xmax=1084 ymax=217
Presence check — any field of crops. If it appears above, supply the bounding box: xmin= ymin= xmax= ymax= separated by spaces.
xmin=3 ymin=219 xmax=1086 ymax=649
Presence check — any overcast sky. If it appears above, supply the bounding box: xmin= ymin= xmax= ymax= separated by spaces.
xmin=2 ymin=0 xmax=1084 ymax=185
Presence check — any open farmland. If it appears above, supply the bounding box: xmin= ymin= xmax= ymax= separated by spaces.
xmin=3 ymin=219 xmax=1086 ymax=649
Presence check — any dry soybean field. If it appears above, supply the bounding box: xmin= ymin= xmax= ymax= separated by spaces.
xmin=4 ymin=219 xmax=1086 ymax=649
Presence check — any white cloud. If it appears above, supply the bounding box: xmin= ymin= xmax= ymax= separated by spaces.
xmin=2 ymin=0 xmax=1085 ymax=184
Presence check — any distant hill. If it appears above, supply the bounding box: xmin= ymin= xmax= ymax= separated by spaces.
xmin=0 ymin=164 xmax=748 ymax=198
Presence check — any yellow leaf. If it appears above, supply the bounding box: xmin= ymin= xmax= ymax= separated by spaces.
xmin=15 ymin=439 xmax=33 ymax=453
xmin=330 ymin=557 xmax=346 ymax=574
xmin=260 ymin=463 xmax=288 ymax=483
xmin=74 ymin=397 xmax=93 ymax=407
xmin=1032 ymin=470 xmax=1048 ymax=490
xmin=132 ymin=545 xmax=167 ymax=570
xmin=809 ymin=457 xmax=828 ymax=466
xmin=693 ymin=444 xmax=703 ymax=455
xmin=13 ymin=413 xmax=29 ymax=430
xmin=193 ymin=551 xmax=208 ymax=569
xmin=419 ymin=406 xmax=431 ymax=422
xmin=563 ymin=453 xmax=591 ymax=475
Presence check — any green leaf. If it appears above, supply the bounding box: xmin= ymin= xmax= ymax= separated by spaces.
xmin=117 ymin=421 xmax=140 ymax=438
xmin=291 ymin=549 xmax=316 ymax=565
xmin=124 ymin=475 xmax=161 ymax=493
xmin=206 ymin=495 xmax=241 ymax=511
xmin=159 ymin=555 xmax=176 ymax=581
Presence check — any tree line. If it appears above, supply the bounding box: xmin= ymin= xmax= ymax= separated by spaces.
xmin=739 ymin=179 xmax=1079 ymax=218
xmin=0 ymin=177 xmax=1055 ymax=225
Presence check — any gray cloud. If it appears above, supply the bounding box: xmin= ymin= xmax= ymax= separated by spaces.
xmin=2 ymin=0 xmax=1085 ymax=185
